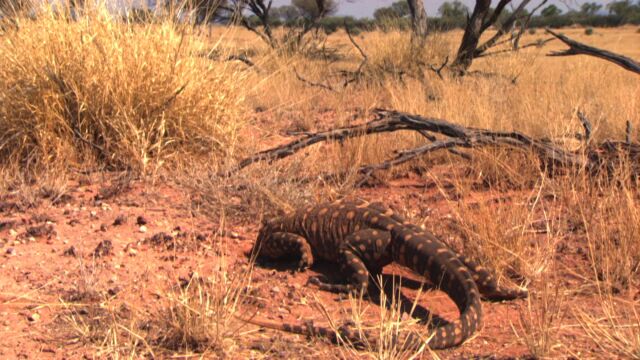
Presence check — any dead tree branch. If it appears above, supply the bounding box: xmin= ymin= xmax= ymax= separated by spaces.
xmin=546 ymin=29 xmax=640 ymax=75
xmin=427 ymin=57 xmax=449 ymax=79
xmin=294 ymin=23 xmax=369 ymax=92
xmin=577 ymin=111 xmax=592 ymax=143
xmin=478 ymin=37 xmax=554 ymax=58
xmin=294 ymin=67 xmax=337 ymax=92
xmin=222 ymin=109 xmax=640 ymax=181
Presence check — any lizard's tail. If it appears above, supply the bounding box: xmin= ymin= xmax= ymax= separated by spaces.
xmin=238 ymin=315 xmax=429 ymax=350
xmin=389 ymin=225 xmax=484 ymax=349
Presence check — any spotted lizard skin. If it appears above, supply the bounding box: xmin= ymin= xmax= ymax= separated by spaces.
xmin=250 ymin=199 xmax=527 ymax=349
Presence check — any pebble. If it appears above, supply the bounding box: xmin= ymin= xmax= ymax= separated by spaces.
xmin=9 ymin=229 xmax=17 ymax=237
xmin=6 ymin=248 xmax=16 ymax=256
xmin=139 ymin=225 xmax=147 ymax=233
xmin=271 ymin=286 xmax=281 ymax=294
xmin=27 ymin=313 xmax=40 ymax=322
xmin=90 ymin=210 xmax=98 ymax=218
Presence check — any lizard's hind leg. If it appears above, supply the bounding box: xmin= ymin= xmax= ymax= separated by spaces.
xmin=309 ymin=229 xmax=392 ymax=295
xmin=308 ymin=248 xmax=370 ymax=294
xmin=253 ymin=232 xmax=314 ymax=271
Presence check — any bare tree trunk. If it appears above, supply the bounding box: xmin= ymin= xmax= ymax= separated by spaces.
xmin=407 ymin=0 xmax=428 ymax=45
xmin=451 ymin=0 xmax=491 ymax=73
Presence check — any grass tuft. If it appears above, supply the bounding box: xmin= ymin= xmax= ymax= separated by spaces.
xmin=0 ymin=3 xmax=246 ymax=174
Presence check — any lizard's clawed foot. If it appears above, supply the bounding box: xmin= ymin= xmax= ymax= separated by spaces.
xmin=307 ymin=276 xmax=323 ymax=287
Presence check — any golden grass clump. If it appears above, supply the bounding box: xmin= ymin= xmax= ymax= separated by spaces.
xmin=576 ymin=293 xmax=640 ymax=359
xmin=0 ymin=4 xmax=246 ymax=174
xmin=576 ymin=185 xmax=640 ymax=292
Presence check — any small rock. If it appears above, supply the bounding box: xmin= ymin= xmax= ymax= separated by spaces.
xmin=9 ymin=229 xmax=17 ymax=237
xmin=5 ymin=248 xmax=15 ymax=256
xmin=93 ymin=240 xmax=113 ymax=258
xmin=100 ymin=224 xmax=108 ymax=232
xmin=90 ymin=210 xmax=98 ymax=218
xmin=27 ymin=313 xmax=40 ymax=322
xmin=107 ymin=287 xmax=120 ymax=296
xmin=113 ymin=215 xmax=127 ymax=226
xmin=0 ymin=220 xmax=16 ymax=231
xmin=271 ymin=286 xmax=281 ymax=294
xmin=63 ymin=246 xmax=77 ymax=257
xmin=25 ymin=224 xmax=56 ymax=238
xmin=136 ymin=216 xmax=148 ymax=226
xmin=139 ymin=225 xmax=147 ymax=233
xmin=27 ymin=236 xmax=36 ymax=243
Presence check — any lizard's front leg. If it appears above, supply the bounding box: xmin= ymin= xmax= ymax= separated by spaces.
xmin=454 ymin=252 xmax=528 ymax=300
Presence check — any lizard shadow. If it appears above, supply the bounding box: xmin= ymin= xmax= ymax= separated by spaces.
xmin=371 ymin=273 xmax=451 ymax=328
xmin=253 ymin=256 xmax=452 ymax=329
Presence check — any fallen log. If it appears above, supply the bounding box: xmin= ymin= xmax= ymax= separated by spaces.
xmin=221 ymin=109 xmax=639 ymax=183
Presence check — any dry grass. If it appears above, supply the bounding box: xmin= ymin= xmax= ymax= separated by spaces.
xmin=0 ymin=2 xmax=246 ymax=177
xmin=335 ymin=276 xmax=433 ymax=360
xmin=514 ymin=275 xmax=567 ymax=359
xmin=561 ymin=180 xmax=640 ymax=292
xmin=58 ymin=239 xmax=254 ymax=358
xmin=576 ymin=292 xmax=640 ymax=359
xmin=3 ymin=5 xmax=640 ymax=358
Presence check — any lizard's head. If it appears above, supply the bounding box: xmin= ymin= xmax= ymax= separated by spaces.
xmin=255 ymin=217 xmax=276 ymax=245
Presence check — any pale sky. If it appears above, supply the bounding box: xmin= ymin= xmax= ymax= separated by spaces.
xmin=270 ymin=0 xmax=616 ymax=18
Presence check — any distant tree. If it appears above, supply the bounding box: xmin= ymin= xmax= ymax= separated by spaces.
xmin=580 ymin=2 xmax=602 ymax=15
xmin=390 ymin=0 xmax=410 ymax=17
xmin=438 ymin=0 xmax=469 ymax=19
xmin=540 ymin=4 xmax=562 ymax=17
xmin=373 ymin=0 xmax=410 ymax=21
xmin=606 ymin=0 xmax=639 ymax=16
xmin=271 ymin=4 xmax=300 ymax=22
xmin=164 ymin=0 xmax=228 ymax=24
xmin=373 ymin=7 xmax=400 ymax=21
xmin=220 ymin=0 xmax=336 ymax=49
xmin=292 ymin=0 xmax=337 ymax=20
